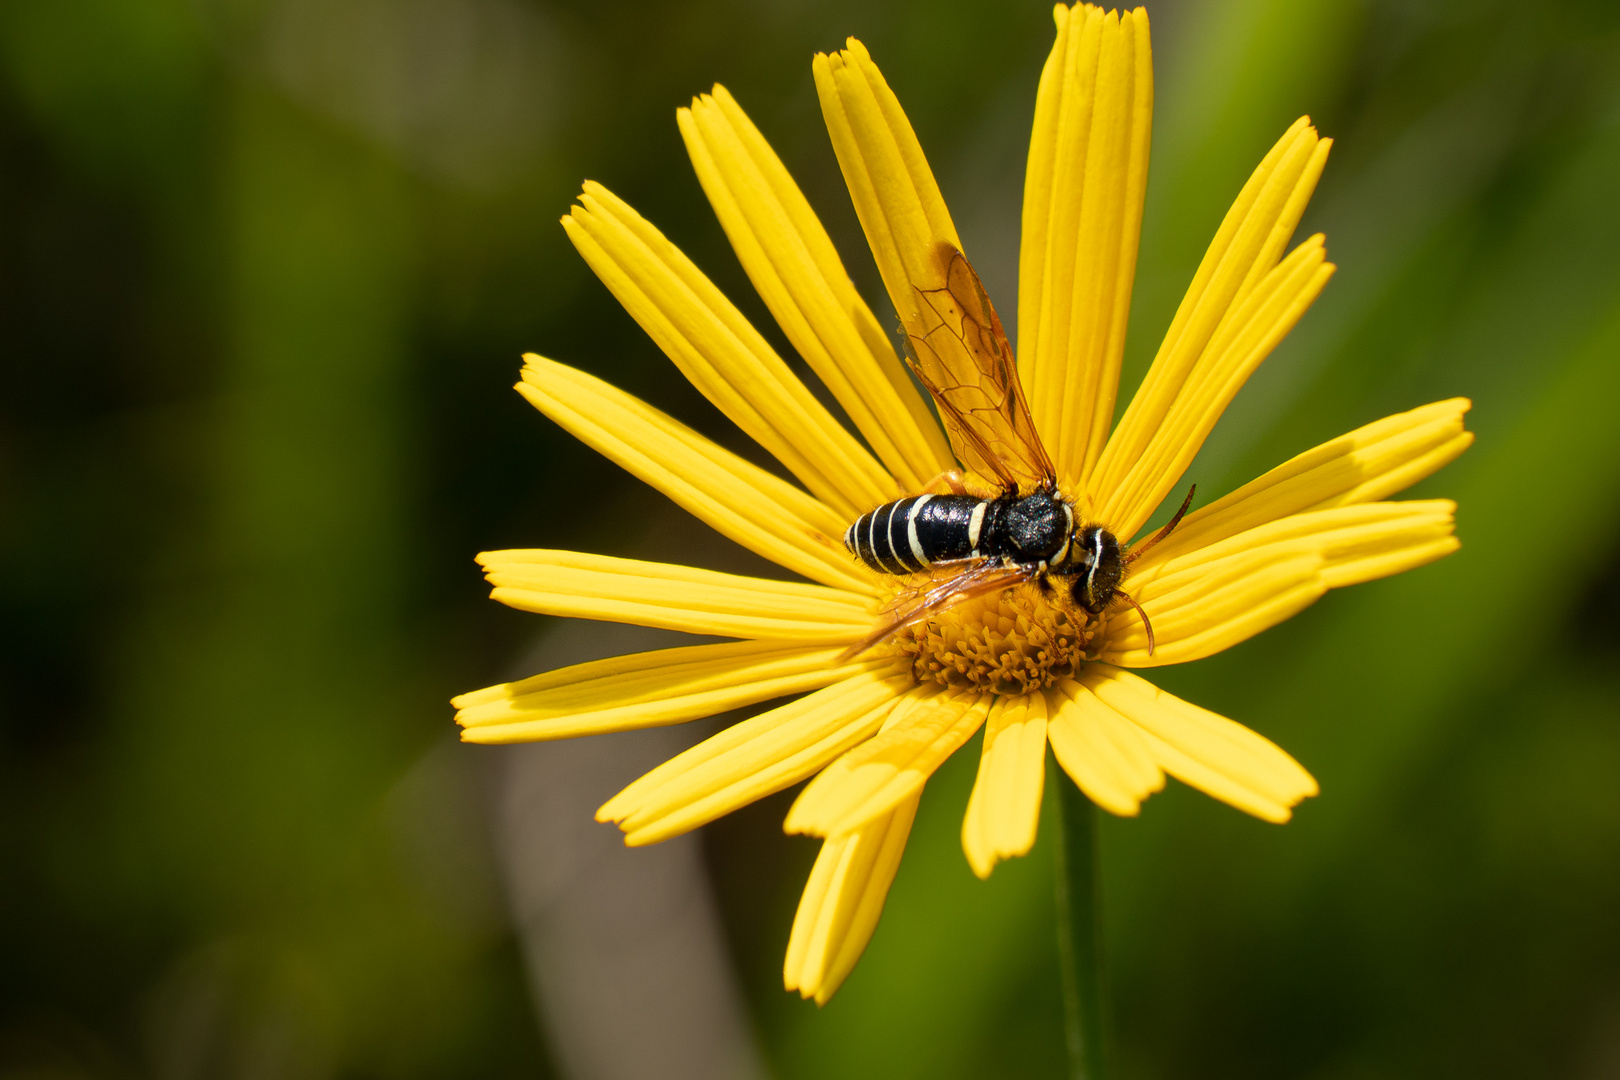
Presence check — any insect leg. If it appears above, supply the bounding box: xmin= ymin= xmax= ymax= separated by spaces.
xmin=910 ymin=469 xmax=998 ymax=500
xmin=914 ymin=468 xmax=968 ymax=495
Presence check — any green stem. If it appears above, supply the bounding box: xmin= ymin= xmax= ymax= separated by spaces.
xmin=1054 ymin=762 xmax=1108 ymax=1080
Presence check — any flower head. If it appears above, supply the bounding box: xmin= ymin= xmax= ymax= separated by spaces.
xmin=454 ymin=4 xmax=1471 ymax=1005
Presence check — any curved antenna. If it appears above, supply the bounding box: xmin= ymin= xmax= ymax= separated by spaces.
xmin=1113 ymin=588 xmax=1155 ymax=657
xmin=1126 ymin=484 xmax=1197 ymax=566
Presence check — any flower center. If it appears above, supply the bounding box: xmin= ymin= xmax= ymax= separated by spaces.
xmin=894 ymin=580 xmax=1099 ymax=695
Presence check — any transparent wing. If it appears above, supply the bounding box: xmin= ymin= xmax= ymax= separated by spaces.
xmin=904 ymin=242 xmax=1055 ymax=492
xmin=838 ymin=561 xmax=1037 ymax=661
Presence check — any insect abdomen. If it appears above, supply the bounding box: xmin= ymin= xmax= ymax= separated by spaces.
xmin=844 ymin=494 xmax=987 ymax=574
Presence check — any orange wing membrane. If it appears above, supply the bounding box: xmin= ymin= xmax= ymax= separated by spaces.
xmin=838 ymin=561 xmax=1037 ymax=660
xmin=903 ymin=242 xmax=1055 ymax=493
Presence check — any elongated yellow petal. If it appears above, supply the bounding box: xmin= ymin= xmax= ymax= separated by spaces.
xmin=680 ymin=88 xmax=953 ymax=489
xmin=454 ymin=640 xmax=881 ymax=744
xmin=479 ymin=549 xmax=873 ymax=642
xmin=563 ymin=182 xmax=895 ymax=516
xmin=1099 ymin=235 xmax=1337 ymax=537
xmin=1021 ymin=4 xmax=1153 ymax=487
xmin=1093 ymin=118 xmax=1333 ymax=533
xmin=1046 ymin=679 xmax=1164 ymax=816
xmin=961 ymin=693 xmax=1048 ymax=878
xmin=1080 ymin=665 xmax=1316 ymax=822
xmin=1105 ymin=501 xmax=1458 ymax=665
xmin=785 ymin=791 xmax=919 ymax=1005
xmin=814 ymin=39 xmax=962 ymax=329
xmin=599 ymin=670 xmax=911 ymax=846
xmin=1137 ymin=398 xmax=1474 ymax=563
xmin=518 ymin=355 xmax=875 ymax=594
xmin=1101 ymin=545 xmax=1325 ymax=667
xmin=786 ymin=687 xmax=991 ymax=838
xmin=1234 ymin=500 xmax=1460 ymax=589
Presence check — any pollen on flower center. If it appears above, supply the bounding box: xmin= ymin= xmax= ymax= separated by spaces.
xmin=895 ymin=580 xmax=1098 ymax=695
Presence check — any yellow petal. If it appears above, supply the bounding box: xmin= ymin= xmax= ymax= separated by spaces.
xmin=454 ymin=640 xmax=880 ymax=744
xmin=1137 ymin=398 xmax=1474 ymax=564
xmin=1020 ymin=4 xmax=1153 ymax=487
xmin=1046 ymin=680 xmax=1164 ymax=816
xmin=814 ymin=39 xmax=962 ymax=331
xmin=961 ymin=693 xmax=1049 ymax=879
xmin=1099 ymin=234 xmax=1337 ymax=537
xmin=563 ymin=182 xmax=895 ymax=516
xmin=680 ymin=87 xmax=954 ymax=489
xmin=1079 ymin=665 xmax=1316 ymax=822
xmin=478 ymin=549 xmax=874 ymax=642
xmin=518 ymin=355 xmax=876 ymax=594
xmin=1105 ymin=501 xmax=1458 ymax=665
xmin=785 ymin=686 xmax=991 ymax=838
xmin=599 ymin=670 xmax=911 ymax=846
xmin=1093 ymin=117 xmax=1333 ymax=535
xmin=1101 ymin=545 xmax=1326 ymax=668
xmin=784 ymin=791 xmax=919 ymax=1005
xmin=1238 ymin=499 xmax=1460 ymax=589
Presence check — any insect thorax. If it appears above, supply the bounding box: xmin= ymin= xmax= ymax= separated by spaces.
xmin=999 ymin=491 xmax=1073 ymax=565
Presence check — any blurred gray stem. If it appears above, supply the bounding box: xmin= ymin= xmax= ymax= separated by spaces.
xmin=488 ymin=620 xmax=767 ymax=1080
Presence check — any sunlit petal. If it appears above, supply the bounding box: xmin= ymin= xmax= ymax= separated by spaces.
xmin=786 ymin=686 xmax=991 ymax=838
xmin=564 ymin=182 xmax=896 ymax=516
xmin=478 ymin=549 xmax=874 ymax=642
xmin=680 ymin=87 xmax=954 ymax=489
xmin=1099 ymin=233 xmax=1336 ymax=537
xmin=1104 ymin=501 xmax=1458 ymax=665
xmin=518 ymin=355 xmax=876 ymax=593
xmin=454 ymin=640 xmax=881 ymax=744
xmin=599 ymin=670 xmax=912 ymax=846
xmin=1093 ymin=118 xmax=1333 ymax=537
xmin=785 ymin=791 xmax=919 ymax=1005
xmin=814 ymin=39 xmax=962 ymax=329
xmin=1047 ymin=679 xmax=1164 ymax=816
xmin=961 ymin=693 xmax=1049 ymax=878
xmin=1079 ymin=665 xmax=1317 ymax=822
xmin=1138 ymin=398 xmax=1473 ymax=563
xmin=1020 ymin=4 xmax=1153 ymax=488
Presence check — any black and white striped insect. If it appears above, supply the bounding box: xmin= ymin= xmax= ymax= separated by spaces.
xmin=840 ymin=241 xmax=1195 ymax=658
xmin=844 ymin=488 xmax=1126 ymax=616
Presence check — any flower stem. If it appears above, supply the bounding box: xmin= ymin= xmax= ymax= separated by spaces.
xmin=1054 ymin=765 xmax=1108 ymax=1080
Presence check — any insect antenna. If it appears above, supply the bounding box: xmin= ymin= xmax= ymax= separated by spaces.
xmin=1113 ymin=589 xmax=1155 ymax=657
xmin=1126 ymin=484 xmax=1197 ymax=566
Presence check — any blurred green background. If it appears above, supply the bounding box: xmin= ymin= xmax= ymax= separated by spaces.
xmin=4 ymin=0 xmax=1620 ymax=1077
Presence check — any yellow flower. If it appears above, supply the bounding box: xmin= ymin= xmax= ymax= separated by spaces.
xmin=453 ymin=5 xmax=1471 ymax=1005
